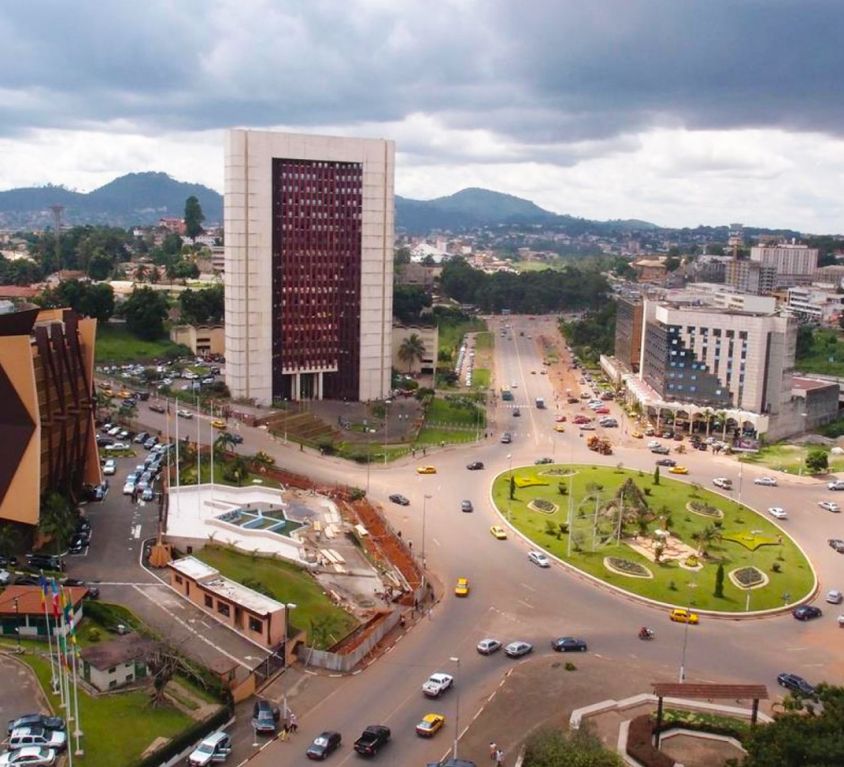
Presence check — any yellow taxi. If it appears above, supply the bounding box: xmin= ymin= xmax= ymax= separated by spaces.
xmin=554 ymin=424 xmax=566 ymax=432
xmin=631 ymin=430 xmax=643 ymax=439
xmin=490 ymin=525 xmax=508 ymax=540
xmin=211 ymin=419 xmax=226 ymax=429
xmin=101 ymin=388 xmax=113 ymax=397
xmin=669 ymin=465 xmax=689 ymax=475
xmin=669 ymin=608 xmax=699 ymax=625
xmin=118 ymin=389 xmax=132 ymax=399
xmin=454 ymin=578 xmax=470 ymax=597
xmin=415 ymin=713 xmax=445 ymax=737
xmin=416 ymin=465 xmax=437 ymax=475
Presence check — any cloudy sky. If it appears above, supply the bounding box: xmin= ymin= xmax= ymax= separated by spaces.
xmin=2 ymin=0 xmax=844 ymax=231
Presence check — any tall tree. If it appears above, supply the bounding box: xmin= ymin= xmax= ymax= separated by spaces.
xmin=184 ymin=196 xmax=205 ymax=242
xmin=38 ymin=492 xmax=75 ymax=556
xmin=124 ymin=286 xmax=168 ymax=340
xmin=398 ymin=334 xmax=427 ymax=372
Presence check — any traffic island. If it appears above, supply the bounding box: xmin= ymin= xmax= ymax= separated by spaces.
xmin=492 ymin=464 xmax=814 ymax=613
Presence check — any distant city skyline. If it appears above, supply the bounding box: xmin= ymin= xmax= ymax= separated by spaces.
xmin=2 ymin=1 xmax=844 ymax=232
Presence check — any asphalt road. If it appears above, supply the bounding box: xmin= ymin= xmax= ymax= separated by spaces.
xmin=125 ymin=315 xmax=844 ymax=766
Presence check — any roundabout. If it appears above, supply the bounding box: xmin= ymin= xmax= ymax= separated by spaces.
xmin=492 ymin=463 xmax=815 ymax=613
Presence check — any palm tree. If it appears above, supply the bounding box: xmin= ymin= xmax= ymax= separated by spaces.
xmin=149 ymin=266 xmax=161 ymax=284
xmin=398 ymin=334 xmax=426 ymax=373
xmin=214 ymin=431 xmax=237 ymax=457
xmin=133 ymin=263 xmax=148 ymax=283
xmin=38 ymin=492 xmax=76 ymax=555
xmin=691 ymin=523 xmax=721 ymax=557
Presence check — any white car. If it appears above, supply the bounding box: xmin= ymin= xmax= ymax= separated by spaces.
xmin=0 ymin=747 xmax=57 ymax=766
xmin=105 ymin=442 xmax=129 ymax=451
xmin=177 ymin=409 xmax=194 ymax=419
xmin=819 ymin=501 xmax=841 ymax=513
xmin=102 ymin=459 xmax=117 ymax=476
xmin=188 ymin=731 xmax=232 ymax=766
xmin=647 ymin=440 xmax=662 ymax=449
xmin=826 ymin=590 xmax=843 ymax=605
xmin=422 ymin=673 xmax=454 ymax=698
xmin=122 ymin=481 xmax=136 ymax=496
xmin=712 ymin=477 xmax=732 ymax=490
xmin=476 ymin=638 xmax=502 ymax=655
xmin=107 ymin=426 xmax=121 ymax=436
xmin=827 ymin=480 xmax=844 ymax=491
xmin=528 ymin=550 xmax=550 ymax=568
xmin=768 ymin=507 xmax=788 ymax=520
xmin=0 ymin=569 xmax=10 ymax=586
xmin=7 ymin=728 xmax=66 ymax=751
xmin=754 ymin=476 xmax=778 ymax=487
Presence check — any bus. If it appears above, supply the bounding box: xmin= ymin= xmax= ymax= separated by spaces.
xmin=501 ymin=386 xmax=514 ymax=401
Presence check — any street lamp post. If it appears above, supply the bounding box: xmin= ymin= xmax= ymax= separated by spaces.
xmin=450 ymin=656 xmax=461 ymax=758
xmin=678 ymin=580 xmax=697 ymax=683
xmin=384 ymin=400 xmax=391 ymax=465
xmin=506 ymin=453 xmax=513 ymax=521
xmin=422 ymin=494 xmax=432 ymax=567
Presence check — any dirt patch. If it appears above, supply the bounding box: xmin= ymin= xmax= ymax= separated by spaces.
xmin=660 ymin=731 xmax=745 ymax=767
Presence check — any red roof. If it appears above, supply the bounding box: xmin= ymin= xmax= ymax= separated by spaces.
xmin=0 ymin=585 xmax=86 ymax=616
xmin=793 ymin=377 xmax=838 ymax=392
xmin=0 ymin=285 xmax=39 ymax=298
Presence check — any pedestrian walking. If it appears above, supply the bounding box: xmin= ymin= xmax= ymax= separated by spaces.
xmin=288 ymin=713 xmax=298 ymax=733
xmin=495 ymin=748 xmax=504 ymax=766
xmin=489 ymin=742 xmax=497 ymax=760
xmin=280 ymin=720 xmax=290 ymax=741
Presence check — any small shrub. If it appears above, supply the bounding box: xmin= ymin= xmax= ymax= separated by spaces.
xmin=557 ymin=482 xmax=568 ymax=496
xmin=669 ymin=580 xmax=677 ymax=591
xmin=772 ymin=562 xmax=782 ymax=573
xmin=545 ymin=520 xmax=557 ymax=536
xmin=564 ymin=661 xmax=577 ymax=671
xmin=87 ymin=627 xmax=102 ymax=642
xmin=643 ymin=487 xmax=652 ymax=496
xmin=349 ymin=487 xmax=366 ymax=501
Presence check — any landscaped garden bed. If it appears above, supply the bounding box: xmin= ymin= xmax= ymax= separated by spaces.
xmin=492 ymin=464 xmax=813 ymax=611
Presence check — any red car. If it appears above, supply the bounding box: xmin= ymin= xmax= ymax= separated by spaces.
xmin=573 ymin=415 xmax=591 ymax=424
xmin=595 ymin=407 xmax=610 ymax=414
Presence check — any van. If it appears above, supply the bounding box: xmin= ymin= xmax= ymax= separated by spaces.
xmin=535 ymin=397 xmax=545 ymax=409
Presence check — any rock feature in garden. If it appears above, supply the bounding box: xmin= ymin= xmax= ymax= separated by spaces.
xmin=686 ymin=500 xmax=725 ymax=519
xmin=604 ymin=556 xmax=654 ymax=579
xmin=728 ymin=565 xmax=769 ymax=590
xmin=528 ymin=498 xmax=559 ymax=515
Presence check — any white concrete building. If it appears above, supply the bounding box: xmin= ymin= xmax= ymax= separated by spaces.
xmin=224 ymin=129 xmax=395 ymax=405
xmin=750 ymin=241 xmax=818 ymax=287
xmin=785 ymin=285 xmax=844 ymax=326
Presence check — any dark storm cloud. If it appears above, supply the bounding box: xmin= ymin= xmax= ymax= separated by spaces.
xmin=2 ymin=0 xmax=843 ymax=153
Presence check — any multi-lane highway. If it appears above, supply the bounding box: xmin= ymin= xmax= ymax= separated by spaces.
xmin=133 ymin=314 xmax=844 ymax=765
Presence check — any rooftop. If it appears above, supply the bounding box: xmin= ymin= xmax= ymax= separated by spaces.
xmin=80 ymin=632 xmax=158 ymax=671
xmin=169 ymin=555 xmax=286 ymax=616
xmin=0 ymin=585 xmax=86 ymax=615
xmin=793 ymin=377 xmax=838 ymax=392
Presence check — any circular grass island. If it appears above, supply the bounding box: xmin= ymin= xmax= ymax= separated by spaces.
xmin=493 ymin=464 xmax=814 ymax=613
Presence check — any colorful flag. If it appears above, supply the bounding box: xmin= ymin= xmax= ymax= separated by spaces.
xmin=50 ymin=579 xmax=60 ymax=618
xmin=38 ymin=572 xmax=48 ymax=607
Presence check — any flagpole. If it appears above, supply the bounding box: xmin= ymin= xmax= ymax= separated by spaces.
xmin=210 ymin=404 xmax=215 ymax=491
xmin=175 ymin=398 xmax=181 ymax=507
xmin=52 ymin=580 xmax=68 ymax=710
xmin=71 ymin=643 xmax=83 ymax=755
xmin=40 ymin=574 xmax=59 ymax=694
xmin=196 ymin=393 xmax=201 ymax=488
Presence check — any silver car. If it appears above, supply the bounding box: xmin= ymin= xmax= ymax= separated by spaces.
xmin=528 ymin=550 xmax=550 ymax=568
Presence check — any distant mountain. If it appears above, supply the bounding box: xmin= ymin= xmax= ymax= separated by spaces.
xmin=396 ymin=187 xmax=659 ymax=234
xmin=0 ymin=172 xmax=223 ymax=228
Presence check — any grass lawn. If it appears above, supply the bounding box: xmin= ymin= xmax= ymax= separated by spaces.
xmin=474 ymin=332 xmax=493 ymax=351
xmin=19 ymin=652 xmax=192 ymax=767
xmin=96 ymin=325 xmax=188 ymax=363
xmin=415 ymin=427 xmax=478 ymax=445
xmin=492 ymin=464 xmax=813 ymax=612
xmin=425 ymin=397 xmax=486 ymax=427
xmin=739 ymin=443 xmax=844 ymax=474
xmin=437 ymin=316 xmax=487 ymax=361
xmin=796 ymin=329 xmax=844 ymax=377
xmin=472 ymin=368 xmax=491 ymax=388
xmin=195 ymin=545 xmax=358 ymax=648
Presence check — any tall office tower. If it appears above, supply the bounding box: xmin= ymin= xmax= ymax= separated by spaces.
xmin=224 ymin=129 xmax=395 ymax=405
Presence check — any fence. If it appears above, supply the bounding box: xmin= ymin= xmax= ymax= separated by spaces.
xmin=296 ymin=609 xmax=401 ymax=673
xmin=130 ymin=705 xmax=234 ymax=767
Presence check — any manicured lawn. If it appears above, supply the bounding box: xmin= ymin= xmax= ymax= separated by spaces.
xmin=739 ymin=443 xmax=844 ymax=474
xmin=426 ymin=397 xmax=486 ymax=427
xmin=474 ymin=332 xmax=493 ymax=351
xmin=19 ymin=652 xmax=192 ymax=767
xmin=415 ymin=426 xmax=478 ymax=445
xmin=492 ymin=465 xmax=813 ymax=612
xmin=796 ymin=329 xmax=844 ymax=377
xmin=471 ymin=368 xmax=490 ymax=388
xmin=437 ymin=316 xmax=487 ymax=361
xmin=195 ymin=545 xmax=358 ymax=648
xmin=96 ymin=325 xmax=188 ymax=363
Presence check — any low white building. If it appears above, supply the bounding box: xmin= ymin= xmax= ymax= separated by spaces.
xmin=80 ymin=633 xmax=157 ymax=692
xmin=785 ymin=285 xmax=844 ymax=326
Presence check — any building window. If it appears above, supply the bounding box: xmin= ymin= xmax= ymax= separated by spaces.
xmin=109 ymin=666 xmax=116 ymax=674
xmin=217 ymin=602 xmax=230 ymax=618
xmin=248 ymin=616 xmax=263 ymax=633
xmin=204 ymin=595 xmax=213 ymax=608
xmin=175 ymin=575 xmax=183 ymax=585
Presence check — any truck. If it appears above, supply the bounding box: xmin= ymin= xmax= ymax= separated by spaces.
xmin=535 ymin=397 xmax=545 ymax=409
xmin=354 ymin=725 xmax=391 ymax=756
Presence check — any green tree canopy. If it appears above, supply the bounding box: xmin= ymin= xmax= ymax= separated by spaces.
xmin=37 ymin=280 xmax=115 ymax=323
xmin=124 ymin=286 xmax=169 ymax=340
xmin=393 ymin=285 xmax=432 ymax=324
xmin=398 ymin=333 xmax=426 ymax=372
xmin=179 ymin=285 xmax=224 ymax=325
xmin=184 ymin=196 xmax=205 ymax=241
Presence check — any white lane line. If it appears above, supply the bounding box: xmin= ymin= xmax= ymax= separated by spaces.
xmin=132 ymin=524 xmax=142 ymax=539
xmin=432 ymin=537 xmax=441 ymax=547
xmin=520 ymin=582 xmax=536 ymax=592
xmin=517 ymin=599 xmax=533 ymax=608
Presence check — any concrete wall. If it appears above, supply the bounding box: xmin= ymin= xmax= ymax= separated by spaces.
xmin=296 ymin=609 xmax=400 ymax=672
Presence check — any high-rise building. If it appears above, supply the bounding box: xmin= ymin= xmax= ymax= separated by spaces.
xmin=0 ymin=306 xmax=100 ymax=525
xmin=639 ymin=300 xmax=796 ymax=415
xmin=224 ymin=129 xmax=395 ymax=405
xmin=613 ymin=297 xmax=644 ymax=372
xmin=750 ymin=241 xmax=818 ymax=287
xmin=725 ymin=259 xmax=776 ymax=295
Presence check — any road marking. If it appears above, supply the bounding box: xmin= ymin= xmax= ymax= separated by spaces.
xmin=432 ymin=537 xmax=441 ymax=547
xmin=520 ymin=582 xmax=536 ymax=592
xmin=517 ymin=599 xmax=533 ymax=608
xmin=132 ymin=525 xmax=142 ymax=539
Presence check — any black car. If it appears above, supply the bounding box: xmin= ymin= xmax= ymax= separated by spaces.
xmin=513 ymin=408 xmax=521 ymax=417
xmin=96 ymin=435 xmax=114 ymax=447
xmin=534 ymin=457 xmax=553 ymax=465
xmin=6 ymin=714 xmax=65 ymax=736
xmin=251 ymin=699 xmax=280 ymax=734
xmin=777 ymin=672 xmax=815 ymax=697
xmin=792 ymin=605 xmax=823 ymax=621
xmin=68 ymin=535 xmax=88 ymax=554
xmin=26 ymin=553 xmax=64 ymax=571
xmin=461 ymin=500 xmax=474 ymax=513
xmin=0 ymin=554 xmax=18 ymax=568
xmin=655 ymin=458 xmax=676 ymax=467
xmin=76 ymin=519 xmax=92 ymax=535
xmin=388 ymin=494 xmax=410 ymax=506
xmin=828 ymin=538 xmax=844 ymax=553
xmin=82 ymin=482 xmax=108 ymax=502
xmin=61 ymin=578 xmax=100 ymax=600
xmin=307 ymin=730 xmax=342 ymax=760
xmin=651 ymin=445 xmax=670 ymax=455
xmin=426 ymin=759 xmax=477 ymax=767
xmin=466 ymin=462 xmax=484 ymax=471
xmin=353 ymin=725 xmax=391 ymax=756
xmin=551 ymin=637 xmax=588 ymax=653
xmin=223 ymin=431 xmax=244 ymax=445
